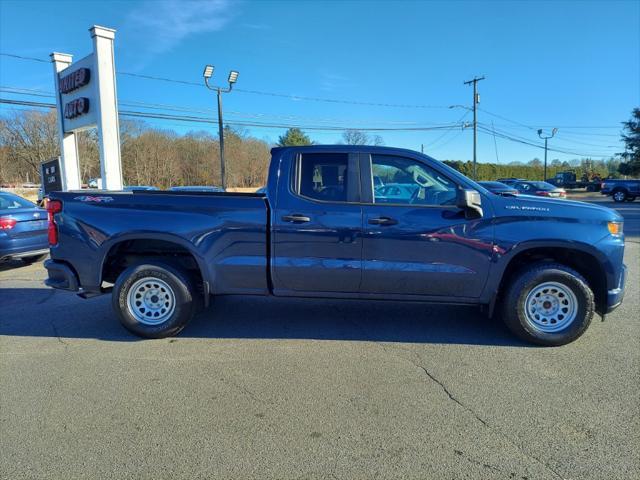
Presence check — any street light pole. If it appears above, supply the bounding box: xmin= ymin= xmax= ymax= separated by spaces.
xmin=216 ymin=88 xmax=226 ymax=190
xmin=537 ymin=128 xmax=558 ymax=181
xmin=464 ymin=76 xmax=485 ymax=180
xmin=203 ymin=65 xmax=239 ymax=190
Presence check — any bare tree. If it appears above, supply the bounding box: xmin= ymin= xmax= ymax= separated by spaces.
xmin=0 ymin=109 xmax=58 ymax=183
xmin=341 ymin=129 xmax=385 ymax=146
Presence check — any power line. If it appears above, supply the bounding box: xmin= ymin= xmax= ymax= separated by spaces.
xmin=478 ymin=107 xmax=621 ymax=129
xmin=487 ymin=123 xmax=618 ymax=155
xmin=476 ymin=125 xmax=614 ymax=158
xmin=0 ymin=52 xmax=48 ymax=63
xmin=0 ymin=86 xmax=454 ymax=126
xmin=0 ymin=97 xmax=464 ymax=132
xmin=0 ymin=53 xmax=450 ymax=109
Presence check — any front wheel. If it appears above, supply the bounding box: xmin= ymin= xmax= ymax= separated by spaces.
xmin=501 ymin=263 xmax=594 ymax=346
xmin=612 ymin=190 xmax=627 ymax=202
xmin=112 ymin=262 xmax=198 ymax=338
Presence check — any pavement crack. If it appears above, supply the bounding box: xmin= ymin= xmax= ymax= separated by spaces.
xmin=415 ymin=362 xmax=489 ymax=426
xmin=37 ymin=289 xmax=57 ymax=304
xmin=391 ymin=346 xmax=565 ymax=480
xmin=50 ymin=320 xmax=68 ymax=346
xmin=341 ymin=311 xmax=566 ymax=480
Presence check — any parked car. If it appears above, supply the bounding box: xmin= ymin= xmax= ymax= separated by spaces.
xmin=0 ymin=191 xmax=49 ymax=263
xmin=168 ymin=186 xmax=225 ymax=192
xmin=374 ymin=183 xmax=419 ymax=203
xmin=123 ymin=186 xmax=159 ymax=192
xmin=600 ymin=179 xmax=639 ymax=202
xmin=478 ymin=181 xmax=519 ymax=196
xmin=496 ymin=178 xmax=525 ymax=185
xmin=44 ymin=145 xmax=626 ymax=346
xmin=511 ymin=180 xmax=567 ymax=198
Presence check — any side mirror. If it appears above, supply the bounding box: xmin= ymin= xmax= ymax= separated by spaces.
xmin=456 ymin=188 xmax=483 ymax=218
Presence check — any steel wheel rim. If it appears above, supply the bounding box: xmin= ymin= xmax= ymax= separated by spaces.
xmin=126 ymin=277 xmax=176 ymax=325
xmin=614 ymin=191 xmax=625 ymax=201
xmin=524 ymin=281 xmax=578 ymax=333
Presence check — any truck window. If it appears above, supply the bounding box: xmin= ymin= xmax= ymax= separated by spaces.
xmin=371 ymin=155 xmax=457 ymax=206
xmin=296 ymin=153 xmax=350 ymax=202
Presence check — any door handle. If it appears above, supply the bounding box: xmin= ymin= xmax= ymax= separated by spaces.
xmin=282 ymin=214 xmax=311 ymax=223
xmin=368 ymin=216 xmax=398 ymax=226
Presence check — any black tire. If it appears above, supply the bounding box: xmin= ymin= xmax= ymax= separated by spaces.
xmin=21 ymin=253 xmax=48 ymax=264
xmin=112 ymin=262 xmax=198 ymax=338
xmin=612 ymin=189 xmax=627 ymax=203
xmin=501 ymin=263 xmax=594 ymax=346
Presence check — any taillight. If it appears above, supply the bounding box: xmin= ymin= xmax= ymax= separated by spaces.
xmin=0 ymin=217 xmax=17 ymax=230
xmin=46 ymin=199 xmax=63 ymax=245
xmin=559 ymin=191 xmax=567 ymax=197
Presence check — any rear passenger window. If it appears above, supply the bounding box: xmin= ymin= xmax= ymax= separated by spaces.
xmin=296 ymin=153 xmax=350 ymax=202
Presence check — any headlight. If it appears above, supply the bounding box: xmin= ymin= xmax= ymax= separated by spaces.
xmin=608 ymin=221 xmax=623 ymax=236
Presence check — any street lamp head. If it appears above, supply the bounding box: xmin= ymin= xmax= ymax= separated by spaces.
xmin=537 ymin=129 xmax=543 ymax=136
xmin=203 ymin=65 xmax=215 ymax=79
xmin=228 ymin=70 xmax=239 ymax=84
xmin=552 ymin=127 xmax=558 ymax=136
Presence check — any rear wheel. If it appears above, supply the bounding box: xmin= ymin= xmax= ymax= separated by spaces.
xmin=612 ymin=190 xmax=627 ymax=202
xmin=112 ymin=262 xmax=198 ymax=338
xmin=501 ymin=263 xmax=594 ymax=346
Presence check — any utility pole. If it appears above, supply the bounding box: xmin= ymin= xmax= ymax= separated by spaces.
xmin=464 ymin=76 xmax=485 ymax=180
xmin=537 ymin=128 xmax=558 ymax=181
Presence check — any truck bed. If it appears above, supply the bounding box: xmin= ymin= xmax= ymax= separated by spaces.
xmin=48 ymin=190 xmax=270 ymax=296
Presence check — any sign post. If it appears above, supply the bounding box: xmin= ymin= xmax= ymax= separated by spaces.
xmin=51 ymin=53 xmax=81 ymax=191
xmin=50 ymin=25 xmax=123 ymax=191
xmin=90 ymin=26 xmax=123 ymax=190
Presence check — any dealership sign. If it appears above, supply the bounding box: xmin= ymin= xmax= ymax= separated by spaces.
xmin=51 ymin=26 xmax=123 ymax=191
xmin=55 ymin=54 xmax=97 ymax=133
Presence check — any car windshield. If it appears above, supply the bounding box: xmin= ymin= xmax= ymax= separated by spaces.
xmin=0 ymin=192 xmax=35 ymax=210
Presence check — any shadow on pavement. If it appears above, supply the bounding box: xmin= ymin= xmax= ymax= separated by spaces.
xmin=0 ymin=259 xmax=31 ymax=272
xmin=0 ymin=287 xmax=529 ymax=347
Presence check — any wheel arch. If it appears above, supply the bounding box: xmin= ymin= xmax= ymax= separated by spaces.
xmin=488 ymin=242 xmax=607 ymax=316
xmin=98 ymin=233 xmax=211 ymax=301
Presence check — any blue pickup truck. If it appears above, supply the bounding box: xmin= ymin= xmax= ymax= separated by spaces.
xmin=44 ymin=146 xmax=627 ymax=346
xmin=600 ymin=179 xmax=640 ymax=202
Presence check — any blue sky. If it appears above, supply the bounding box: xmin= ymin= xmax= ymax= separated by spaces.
xmin=0 ymin=0 xmax=638 ymax=163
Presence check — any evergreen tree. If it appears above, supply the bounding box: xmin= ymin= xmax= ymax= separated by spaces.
xmin=277 ymin=128 xmax=313 ymax=146
xmin=618 ymin=108 xmax=640 ymax=176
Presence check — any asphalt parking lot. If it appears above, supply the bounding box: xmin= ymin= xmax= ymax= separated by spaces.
xmin=1 ymin=194 xmax=638 ymax=480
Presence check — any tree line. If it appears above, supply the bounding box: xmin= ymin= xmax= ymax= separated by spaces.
xmin=0 ymin=110 xmax=270 ymax=188
xmin=1 ymin=108 xmax=637 ymax=188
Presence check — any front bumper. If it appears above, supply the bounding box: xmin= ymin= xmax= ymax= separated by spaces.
xmin=44 ymin=259 xmax=80 ymax=292
xmin=605 ymin=263 xmax=627 ymax=313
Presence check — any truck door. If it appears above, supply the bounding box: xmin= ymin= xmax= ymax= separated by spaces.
xmin=272 ymin=151 xmax=363 ymax=294
xmin=359 ymin=153 xmax=493 ymax=298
